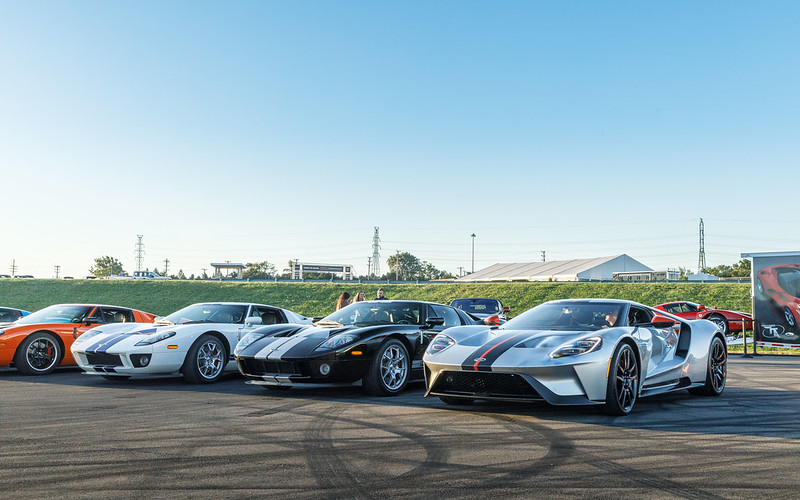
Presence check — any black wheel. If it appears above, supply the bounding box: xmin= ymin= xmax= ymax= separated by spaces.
xmin=183 ymin=334 xmax=227 ymax=384
xmin=439 ymin=396 xmax=474 ymax=406
xmin=689 ymin=336 xmax=726 ymax=396
xmin=784 ymin=307 xmax=796 ymax=327
xmin=102 ymin=375 xmax=131 ymax=381
xmin=604 ymin=343 xmax=639 ymax=416
xmin=363 ymin=338 xmax=410 ymax=396
xmin=708 ymin=314 xmax=728 ymax=335
xmin=14 ymin=332 xmax=61 ymax=375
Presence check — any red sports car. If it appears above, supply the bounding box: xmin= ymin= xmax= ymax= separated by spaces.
xmin=756 ymin=264 xmax=800 ymax=329
xmin=654 ymin=301 xmax=752 ymax=338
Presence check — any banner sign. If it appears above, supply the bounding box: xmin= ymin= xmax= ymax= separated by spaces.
xmin=743 ymin=252 xmax=800 ymax=348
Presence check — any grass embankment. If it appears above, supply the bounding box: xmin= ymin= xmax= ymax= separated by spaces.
xmin=0 ymin=279 xmax=751 ymax=318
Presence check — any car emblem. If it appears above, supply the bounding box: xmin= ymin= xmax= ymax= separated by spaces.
xmin=474 ymin=357 xmax=486 ymax=362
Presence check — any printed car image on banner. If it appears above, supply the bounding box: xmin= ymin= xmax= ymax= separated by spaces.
xmin=746 ymin=252 xmax=800 ymax=348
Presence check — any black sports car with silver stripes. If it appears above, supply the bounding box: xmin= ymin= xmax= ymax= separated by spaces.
xmin=234 ymin=300 xmax=480 ymax=395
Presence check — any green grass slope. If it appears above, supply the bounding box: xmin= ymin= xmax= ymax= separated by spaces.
xmin=0 ymin=280 xmax=751 ymax=318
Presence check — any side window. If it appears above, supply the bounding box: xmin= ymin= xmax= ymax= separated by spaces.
xmin=627 ymin=307 xmax=653 ymax=326
xmin=250 ymin=306 xmax=285 ymax=325
xmin=431 ymin=305 xmax=461 ymax=328
xmin=663 ymin=304 xmax=678 ymax=313
xmin=101 ymin=308 xmax=134 ymax=323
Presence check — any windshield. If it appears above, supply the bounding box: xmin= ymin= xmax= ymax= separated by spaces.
xmin=322 ymin=302 xmax=423 ymax=327
xmin=451 ymin=298 xmax=500 ymax=315
xmin=503 ymin=302 xmax=625 ymax=331
xmin=163 ymin=304 xmax=247 ymax=324
xmin=16 ymin=305 xmax=94 ymax=325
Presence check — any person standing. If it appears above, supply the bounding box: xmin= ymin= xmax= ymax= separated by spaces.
xmin=375 ymin=288 xmax=388 ymax=300
xmin=352 ymin=290 xmax=367 ymax=303
xmin=336 ymin=292 xmax=351 ymax=310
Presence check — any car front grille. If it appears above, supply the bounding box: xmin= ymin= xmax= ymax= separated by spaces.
xmin=239 ymin=358 xmax=300 ymax=376
xmin=85 ymin=352 xmax=123 ymax=366
xmin=431 ymin=371 xmax=543 ymax=400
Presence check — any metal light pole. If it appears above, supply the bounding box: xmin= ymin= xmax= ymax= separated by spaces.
xmin=471 ymin=233 xmax=476 ymax=273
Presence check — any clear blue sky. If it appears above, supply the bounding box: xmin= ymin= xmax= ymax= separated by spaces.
xmin=1 ymin=1 xmax=798 ymax=278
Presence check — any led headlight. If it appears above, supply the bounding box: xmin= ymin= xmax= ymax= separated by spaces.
xmin=550 ymin=336 xmax=603 ymax=358
xmin=235 ymin=332 xmax=268 ymax=355
xmin=426 ymin=334 xmax=456 ymax=355
xmin=316 ymin=333 xmax=357 ymax=350
xmin=135 ymin=331 xmax=176 ymax=346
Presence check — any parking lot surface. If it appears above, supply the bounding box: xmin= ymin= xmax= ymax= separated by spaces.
xmin=1 ymin=356 xmax=799 ymax=499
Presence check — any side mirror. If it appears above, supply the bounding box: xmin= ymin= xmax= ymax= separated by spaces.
xmin=697 ymin=304 xmax=706 ymax=311
xmin=245 ymin=317 xmax=263 ymax=327
xmin=502 ymin=306 xmax=510 ymax=313
xmin=650 ymin=315 xmax=677 ymax=328
xmin=423 ymin=317 xmax=445 ymax=329
xmin=83 ymin=317 xmax=102 ymax=325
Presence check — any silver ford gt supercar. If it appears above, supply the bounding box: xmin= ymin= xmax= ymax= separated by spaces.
xmin=423 ymin=299 xmax=727 ymax=415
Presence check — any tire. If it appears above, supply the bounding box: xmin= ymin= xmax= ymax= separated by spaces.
xmin=102 ymin=375 xmax=131 ymax=381
xmin=363 ymin=338 xmax=410 ymax=396
xmin=439 ymin=396 xmax=474 ymax=406
xmin=784 ymin=307 xmax=796 ymax=328
xmin=14 ymin=332 xmax=61 ymax=375
xmin=183 ymin=334 xmax=227 ymax=384
xmin=689 ymin=336 xmax=726 ymax=396
xmin=708 ymin=314 xmax=728 ymax=336
xmin=604 ymin=342 xmax=639 ymax=416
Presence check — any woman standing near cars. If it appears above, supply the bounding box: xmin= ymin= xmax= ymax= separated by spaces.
xmin=336 ymin=292 xmax=351 ymax=310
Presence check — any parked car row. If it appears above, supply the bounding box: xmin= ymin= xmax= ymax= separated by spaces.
xmin=0 ymin=297 xmax=728 ymax=415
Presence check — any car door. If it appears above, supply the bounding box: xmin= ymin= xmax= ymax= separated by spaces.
xmin=629 ymin=305 xmax=683 ymax=383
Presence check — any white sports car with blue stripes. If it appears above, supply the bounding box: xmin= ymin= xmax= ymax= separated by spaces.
xmin=70 ymin=302 xmax=310 ymax=383
xmin=423 ymin=299 xmax=726 ymax=415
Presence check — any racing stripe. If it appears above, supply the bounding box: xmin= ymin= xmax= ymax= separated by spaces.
xmin=86 ymin=334 xmax=131 ymax=354
xmin=461 ymin=331 xmax=538 ymax=372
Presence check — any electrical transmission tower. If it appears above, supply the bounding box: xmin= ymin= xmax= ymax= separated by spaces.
xmin=135 ymin=235 xmax=145 ymax=271
xmin=370 ymin=227 xmax=381 ymax=278
xmin=698 ymin=218 xmax=706 ymax=272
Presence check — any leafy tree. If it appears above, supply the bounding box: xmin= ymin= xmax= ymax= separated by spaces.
xmin=731 ymin=259 xmax=751 ymax=278
xmin=678 ymin=267 xmax=693 ymax=281
xmin=385 ymin=252 xmax=454 ymax=281
xmin=89 ymin=256 xmax=125 ymax=277
xmin=173 ymin=269 xmax=187 ymax=280
xmin=243 ymin=261 xmax=277 ymax=280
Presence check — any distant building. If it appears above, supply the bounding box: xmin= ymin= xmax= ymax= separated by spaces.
xmin=211 ymin=262 xmax=245 ymax=279
xmin=688 ymin=272 xmax=719 ymax=281
xmin=613 ymin=270 xmax=680 ymax=282
xmin=456 ymin=254 xmax=652 ymax=282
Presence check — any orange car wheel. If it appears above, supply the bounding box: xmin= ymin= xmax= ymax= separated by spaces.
xmin=14 ymin=332 xmax=61 ymax=375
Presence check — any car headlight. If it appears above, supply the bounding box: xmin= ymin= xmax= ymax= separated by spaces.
xmin=75 ymin=329 xmax=103 ymax=342
xmin=550 ymin=336 xmax=603 ymax=358
xmin=235 ymin=332 xmax=269 ymax=355
xmin=426 ymin=334 xmax=456 ymax=355
xmin=316 ymin=333 xmax=358 ymax=350
xmin=134 ymin=331 xmax=176 ymax=346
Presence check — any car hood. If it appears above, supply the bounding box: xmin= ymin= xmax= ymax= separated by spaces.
xmin=237 ymin=323 xmax=411 ymax=359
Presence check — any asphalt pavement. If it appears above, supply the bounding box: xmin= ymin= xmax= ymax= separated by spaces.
xmin=1 ymin=355 xmax=799 ymax=499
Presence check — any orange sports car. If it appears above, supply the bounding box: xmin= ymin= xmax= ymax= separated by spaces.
xmin=0 ymin=304 xmax=155 ymax=375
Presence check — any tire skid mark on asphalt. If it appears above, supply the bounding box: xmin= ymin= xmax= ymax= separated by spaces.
xmin=303 ymin=401 xmax=375 ymax=499
xmin=290 ymin=405 xmax=564 ymax=495
xmin=241 ymin=398 xmax=319 ymax=418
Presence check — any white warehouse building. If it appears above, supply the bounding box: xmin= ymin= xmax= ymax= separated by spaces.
xmin=456 ymin=254 xmax=653 ymax=282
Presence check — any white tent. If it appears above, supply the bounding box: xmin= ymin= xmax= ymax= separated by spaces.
xmin=457 ymin=254 xmax=652 ymax=282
